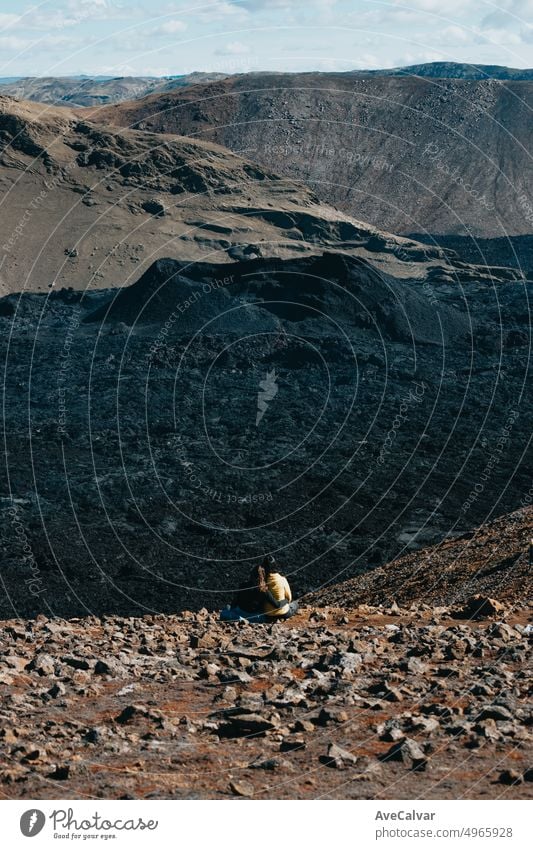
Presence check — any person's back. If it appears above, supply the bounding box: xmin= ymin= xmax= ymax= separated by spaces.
xmin=264 ymin=571 xmax=291 ymax=617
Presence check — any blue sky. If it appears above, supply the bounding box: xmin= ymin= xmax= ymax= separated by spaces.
xmin=0 ymin=0 xmax=531 ymax=77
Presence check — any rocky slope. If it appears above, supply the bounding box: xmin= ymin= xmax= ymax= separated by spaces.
xmin=96 ymin=73 xmax=533 ymax=252
xmin=0 ymin=602 xmax=531 ymax=799
xmin=0 ymin=253 xmax=530 ymax=619
xmin=305 ymin=507 xmax=533 ymax=609
xmin=0 ymin=95 xmax=502 ymax=296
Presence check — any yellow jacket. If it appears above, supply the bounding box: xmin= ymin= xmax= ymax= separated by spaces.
xmin=264 ymin=572 xmax=292 ymax=617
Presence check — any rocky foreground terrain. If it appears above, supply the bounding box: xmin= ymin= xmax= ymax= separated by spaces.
xmin=0 ymin=598 xmax=531 ymax=800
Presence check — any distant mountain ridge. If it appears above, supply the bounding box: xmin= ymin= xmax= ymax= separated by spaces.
xmin=1 ymin=62 xmax=531 ymax=107
xmin=0 ymin=72 xmax=231 ymax=107
xmin=347 ymin=62 xmax=533 ymax=80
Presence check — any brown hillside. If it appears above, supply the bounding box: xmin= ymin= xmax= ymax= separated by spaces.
xmin=94 ymin=74 xmax=533 ymax=241
xmin=1 ymin=96 xmax=514 ymax=294
xmin=304 ymin=507 xmax=533 ymax=609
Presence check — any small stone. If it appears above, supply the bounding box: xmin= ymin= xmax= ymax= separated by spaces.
xmin=218 ymin=713 xmax=280 ymax=737
xmin=62 ymin=656 xmax=91 ymax=671
xmin=498 ymin=769 xmax=523 ymax=785
xmin=332 ymin=652 xmax=362 ymax=676
xmin=48 ymin=682 xmax=66 ymax=699
xmin=309 ymin=610 xmax=329 ymax=622
xmin=491 ymin=623 xmax=518 ymax=642
xmin=459 ymin=596 xmax=506 ymax=619
xmin=0 ymin=728 xmax=19 ymax=744
xmin=382 ymin=737 xmax=428 ymax=771
xmin=445 ymin=640 xmax=467 ymax=660
xmin=229 ymin=780 xmax=254 ymax=797
xmin=409 ymin=716 xmax=440 ymax=734
xmin=435 ymin=665 xmax=461 ymax=678
xmin=249 ymin=758 xmax=285 ymax=771
xmin=280 ymin=736 xmax=306 ymax=752
xmin=321 ymin=742 xmax=358 ymax=769
xmin=49 ymin=765 xmax=70 ymax=780
xmin=115 ymin=704 xmax=145 ymax=724
xmin=316 ymin=707 xmax=348 ymax=726
xmin=406 ymin=657 xmax=428 ymax=675
xmin=219 ymin=686 xmax=237 ymax=702
xmin=83 ymin=728 xmax=102 ymax=744
xmin=474 ymin=720 xmax=500 ymax=742
xmin=384 ymin=684 xmax=404 ymax=702
xmin=3 ymin=656 xmax=29 ymax=672
xmin=477 ymin=705 xmax=514 ymax=722
xmin=218 ymin=669 xmax=253 ymax=684
xmin=470 ymin=683 xmax=494 ymax=697
xmin=377 ymin=720 xmax=404 ymax=742
xmin=445 ymin=720 xmax=471 ymax=737
xmin=293 ymin=719 xmax=315 ymax=733
xmin=21 ymin=750 xmax=40 ymax=762
xmin=141 ymin=199 xmax=165 ymax=217
xmin=30 ymin=653 xmax=56 ymax=676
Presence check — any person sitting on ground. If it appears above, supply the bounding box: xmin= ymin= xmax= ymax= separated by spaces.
xmin=260 ymin=555 xmax=298 ymax=620
xmin=220 ymin=555 xmax=298 ymax=622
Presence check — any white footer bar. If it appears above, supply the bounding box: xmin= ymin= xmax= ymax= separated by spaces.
xmin=2 ymin=799 xmax=530 ymax=848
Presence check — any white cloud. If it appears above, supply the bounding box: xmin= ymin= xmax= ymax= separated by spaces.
xmin=153 ymin=19 xmax=187 ymax=35
xmin=16 ymin=0 xmax=131 ymax=31
xmin=442 ymin=24 xmax=469 ymax=42
xmin=0 ymin=13 xmax=19 ymax=30
xmin=392 ymin=50 xmax=444 ymax=67
xmin=215 ymin=40 xmax=251 ymax=55
xmin=67 ymin=0 xmax=115 ymax=13
xmin=393 ymin=0 xmax=473 ymax=11
xmin=474 ymin=26 xmax=523 ymax=45
xmin=233 ymin=1 xmax=294 ymax=7
xmin=0 ymin=35 xmax=32 ymax=51
xmin=228 ymin=0 xmax=338 ymax=8
xmin=203 ymin=1 xmax=249 ymax=15
xmin=481 ymin=0 xmax=533 ymax=29
xmin=353 ymin=7 xmax=424 ymax=26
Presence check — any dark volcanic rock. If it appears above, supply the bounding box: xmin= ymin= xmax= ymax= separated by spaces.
xmin=0 ymin=250 xmax=531 ymax=619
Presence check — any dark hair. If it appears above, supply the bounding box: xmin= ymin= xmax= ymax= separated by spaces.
xmin=257 ymin=565 xmax=268 ymax=594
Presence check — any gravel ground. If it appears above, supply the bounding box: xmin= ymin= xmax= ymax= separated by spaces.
xmin=0 ymin=605 xmax=531 ymax=800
